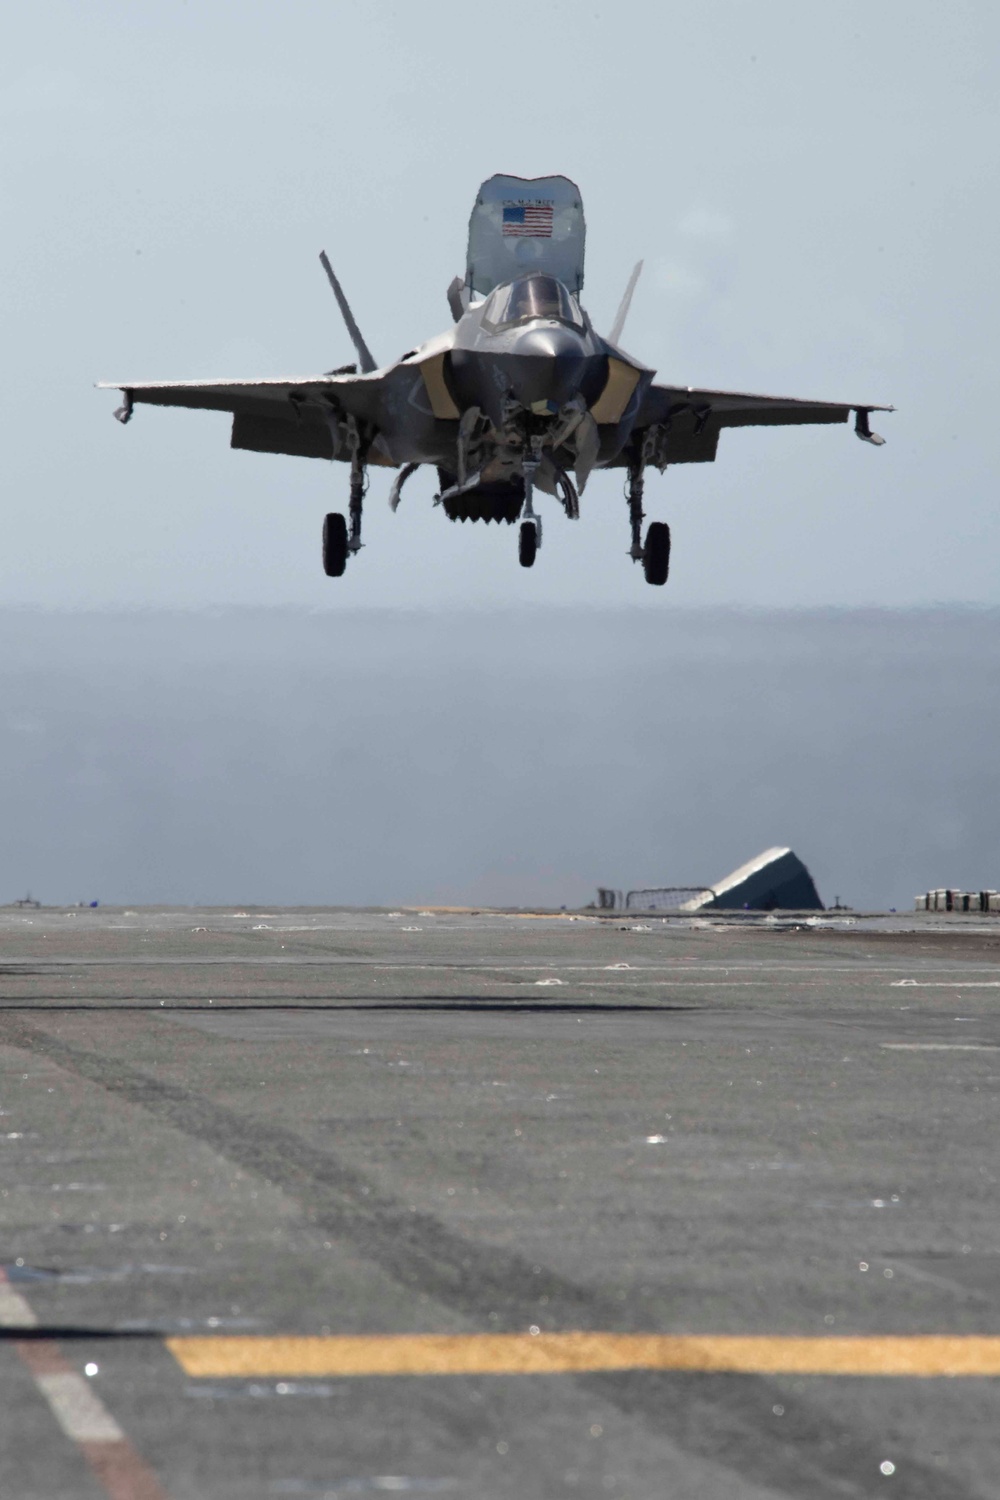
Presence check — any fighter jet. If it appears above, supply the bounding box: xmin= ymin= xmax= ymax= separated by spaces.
xmin=99 ymin=174 xmax=891 ymax=585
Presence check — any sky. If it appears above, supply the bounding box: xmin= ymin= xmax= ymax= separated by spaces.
xmin=3 ymin=0 xmax=999 ymax=610
xmin=2 ymin=5 xmax=997 ymax=911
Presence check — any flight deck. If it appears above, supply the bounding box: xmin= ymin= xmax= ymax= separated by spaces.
xmin=0 ymin=905 xmax=997 ymax=1499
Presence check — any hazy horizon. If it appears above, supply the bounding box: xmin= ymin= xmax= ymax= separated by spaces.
xmin=3 ymin=606 xmax=996 ymax=913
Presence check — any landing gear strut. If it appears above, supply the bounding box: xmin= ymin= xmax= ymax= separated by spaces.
xmin=322 ymin=445 xmax=367 ymax=578
xmin=518 ymin=451 xmax=542 ymax=569
xmin=627 ymin=458 xmax=645 ymax=562
xmin=627 ymin=459 xmax=671 ymax=586
xmin=348 ymin=447 xmax=366 ymax=555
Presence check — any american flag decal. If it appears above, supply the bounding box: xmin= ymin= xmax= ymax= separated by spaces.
xmin=502 ymin=202 xmax=554 ymax=237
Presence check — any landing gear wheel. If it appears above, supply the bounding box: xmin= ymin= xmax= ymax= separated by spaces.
xmin=643 ymin=521 xmax=671 ymax=586
xmin=518 ymin=520 xmax=538 ymax=569
xmin=323 ymin=512 xmax=349 ymax=577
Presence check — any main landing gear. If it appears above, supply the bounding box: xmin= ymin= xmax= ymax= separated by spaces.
xmin=643 ymin=520 xmax=671 ymax=586
xmin=322 ymin=513 xmax=348 ymax=576
xmin=627 ymin=460 xmax=671 ymax=586
xmin=323 ymin=448 xmax=367 ymax=578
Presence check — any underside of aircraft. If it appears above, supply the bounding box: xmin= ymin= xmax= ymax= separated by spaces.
xmin=100 ymin=174 xmax=891 ymax=586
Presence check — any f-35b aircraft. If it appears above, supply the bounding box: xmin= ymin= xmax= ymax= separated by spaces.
xmin=100 ymin=174 xmax=891 ymax=585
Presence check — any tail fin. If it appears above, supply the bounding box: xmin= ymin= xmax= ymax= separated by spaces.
xmin=608 ymin=260 xmax=643 ymax=346
xmin=318 ymin=251 xmax=378 ymax=373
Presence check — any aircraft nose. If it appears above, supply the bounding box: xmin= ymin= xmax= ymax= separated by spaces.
xmin=506 ymin=324 xmax=590 ymax=409
xmin=510 ymin=325 xmax=587 ymax=361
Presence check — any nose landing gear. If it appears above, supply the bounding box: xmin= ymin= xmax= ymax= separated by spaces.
xmin=517 ymin=451 xmax=543 ymax=569
xmin=518 ymin=520 xmax=538 ymax=568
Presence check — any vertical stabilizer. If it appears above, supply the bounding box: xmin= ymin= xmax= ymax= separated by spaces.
xmin=318 ymin=251 xmax=378 ymax=374
xmin=608 ymin=261 xmax=644 ymax=346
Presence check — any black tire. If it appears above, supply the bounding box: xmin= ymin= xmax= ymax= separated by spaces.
xmin=518 ymin=520 xmax=538 ymax=569
xmin=643 ymin=521 xmax=671 ymax=586
xmin=323 ymin=513 xmax=349 ymax=577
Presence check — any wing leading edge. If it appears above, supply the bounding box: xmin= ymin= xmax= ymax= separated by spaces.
xmin=96 ymin=373 xmax=383 ymax=421
xmin=627 ymin=383 xmax=893 ymax=466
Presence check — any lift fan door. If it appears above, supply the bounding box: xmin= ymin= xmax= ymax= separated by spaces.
xmin=466 ymin=175 xmax=586 ymax=297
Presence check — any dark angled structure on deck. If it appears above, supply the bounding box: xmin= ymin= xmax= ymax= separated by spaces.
xmin=604 ymin=847 xmax=824 ymax=913
xmin=683 ymin=847 xmax=824 ymax=912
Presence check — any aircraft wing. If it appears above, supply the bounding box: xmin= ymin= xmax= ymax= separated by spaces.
xmin=96 ymin=351 xmax=461 ymax=465
xmin=98 ymin=369 xmax=382 ymax=424
xmin=97 ymin=240 xmax=468 ymax=465
xmin=630 ymin=382 xmax=893 ymax=465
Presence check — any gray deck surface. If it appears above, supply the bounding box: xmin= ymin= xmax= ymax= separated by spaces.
xmin=1 ymin=905 xmax=998 ymax=1498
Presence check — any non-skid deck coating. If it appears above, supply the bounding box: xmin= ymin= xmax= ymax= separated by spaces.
xmin=0 ymin=905 xmax=998 ymax=1499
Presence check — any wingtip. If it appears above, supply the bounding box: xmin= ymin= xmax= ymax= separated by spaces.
xmin=854 ymin=407 xmax=887 ymax=445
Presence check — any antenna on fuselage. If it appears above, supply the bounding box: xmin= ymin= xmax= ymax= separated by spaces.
xmin=447 ymin=275 xmax=469 ymax=324
xmin=608 ymin=260 xmax=644 ymax=346
xmin=318 ymin=251 xmax=378 ymax=374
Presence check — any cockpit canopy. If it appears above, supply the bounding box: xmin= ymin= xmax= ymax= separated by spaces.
xmin=481 ymin=275 xmax=584 ymax=333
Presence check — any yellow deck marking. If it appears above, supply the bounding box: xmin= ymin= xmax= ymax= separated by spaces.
xmin=167 ymin=1333 xmax=1000 ymax=1380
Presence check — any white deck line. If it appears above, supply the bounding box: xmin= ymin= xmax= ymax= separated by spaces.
xmin=881 ymin=1043 xmax=998 ymax=1051
xmin=889 ymin=981 xmax=1000 ymax=988
xmin=1 ymin=1269 xmax=169 ymax=1496
xmin=33 ymin=1371 xmax=125 ymax=1443
xmin=0 ymin=1272 xmax=38 ymax=1328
